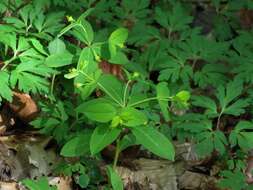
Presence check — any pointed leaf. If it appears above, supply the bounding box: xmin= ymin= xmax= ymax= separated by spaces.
xmin=90 ymin=126 xmax=121 ymax=155
xmin=131 ymin=126 xmax=175 ymax=160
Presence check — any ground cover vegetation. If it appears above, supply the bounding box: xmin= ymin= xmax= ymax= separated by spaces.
xmin=1 ymin=0 xmax=253 ymax=189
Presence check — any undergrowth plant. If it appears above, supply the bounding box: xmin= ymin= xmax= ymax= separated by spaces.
xmin=1 ymin=0 xmax=253 ymax=189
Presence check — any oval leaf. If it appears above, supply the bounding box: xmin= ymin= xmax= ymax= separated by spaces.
xmin=45 ymin=51 xmax=73 ymax=68
xmin=76 ymin=99 xmax=117 ymax=123
xmin=90 ymin=126 xmax=121 ymax=155
xmin=48 ymin=38 xmax=66 ymax=54
xmin=120 ymin=107 xmax=147 ymax=127
xmin=131 ymin=126 xmax=175 ymax=160
xmin=60 ymin=133 xmax=91 ymax=157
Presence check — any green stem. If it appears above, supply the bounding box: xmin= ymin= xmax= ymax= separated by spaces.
xmin=113 ymin=139 xmax=121 ymax=170
xmin=50 ymin=74 xmax=56 ymax=95
xmin=216 ymin=112 xmax=223 ymax=130
xmin=1 ymin=54 xmax=17 ymax=71
xmin=129 ymin=96 xmax=172 ymax=107
xmin=123 ymin=80 xmax=131 ymax=106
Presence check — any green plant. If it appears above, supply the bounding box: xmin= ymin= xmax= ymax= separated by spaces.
xmin=1 ymin=0 xmax=253 ymax=189
xmin=22 ymin=177 xmax=57 ymax=190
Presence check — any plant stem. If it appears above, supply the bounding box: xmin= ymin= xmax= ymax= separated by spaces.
xmin=1 ymin=54 xmax=17 ymax=71
xmin=113 ymin=139 xmax=120 ymax=170
xmin=123 ymin=80 xmax=131 ymax=106
xmin=216 ymin=113 xmax=222 ymax=130
xmin=50 ymin=74 xmax=56 ymax=95
xmin=129 ymin=96 xmax=172 ymax=107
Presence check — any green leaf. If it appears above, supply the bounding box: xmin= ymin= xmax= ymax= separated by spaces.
xmin=0 ymin=71 xmax=13 ymax=102
xmin=74 ymin=19 xmax=94 ymax=45
xmin=45 ymin=51 xmax=73 ymax=68
xmin=17 ymin=37 xmax=30 ymax=52
xmin=60 ymin=133 xmax=91 ymax=157
xmin=217 ymin=79 xmax=243 ymax=110
xmin=109 ymin=51 xmax=129 ymax=65
xmin=98 ymin=74 xmax=124 ymax=105
xmin=192 ymin=95 xmax=217 ymax=116
xmin=48 ymin=38 xmax=66 ymax=54
xmin=0 ymin=33 xmax=17 ymax=51
xmin=119 ymin=134 xmax=137 ymax=152
xmin=196 ymin=129 xmax=228 ymax=157
xmin=76 ymin=99 xmax=117 ymax=123
xmin=155 ymin=3 xmax=193 ymax=32
xmin=119 ymin=107 xmax=147 ymax=127
xmin=90 ymin=126 xmax=121 ymax=155
xmin=22 ymin=177 xmax=57 ymax=190
xmin=30 ymin=39 xmax=49 ymax=56
xmin=109 ymin=28 xmax=128 ymax=57
xmin=216 ymin=80 xmax=249 ymax=116
xmin=229 ymin=121 xmax=253 ymax=150
xmin=131 ymin=126 xmax=175 ymax=160
xmin=77 ymin=174 xmax=90 ymax=188
xmin=218 ymin=170 xmax=247 ymax=190
xmin=223 ymin=99 xmax=249 ymax=116
xmin=156 ymin=82 xmax=170 ymax=121
xmin=107 ymin=166 xmax=123 ymax=190
xmin=10 ymin=60 xmax=55 ymax=94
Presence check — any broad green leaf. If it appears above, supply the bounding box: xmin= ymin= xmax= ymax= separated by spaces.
xmin=107 ymin=166 xmax=123 ymax=190
xmin=98 ymin=74 xmax=124 ymax=105
xmin=131 ymin=126 xmax=175 ymax=160
xmin=109 ymin=51 xmax=129 ymax=65
xmin=22 ymin=177 xmax=57 ymax=190
xmin=48 ymin=38 xmax=66 ymax=54
xmin=45 ymin=51 xmax=73 ymax=68
xmin=73 ymin=19 xmax=94 ymax=45
xmin=156 ymin=82 xmax=170 ymax=121
xmin=119 ymin=107 xmax=147 ymax=127
xmin=76 ymin=99 xmax=117 ymax=123
xmin=60 ymin=133 xmax=91 ymax=157
xmin=77 ymin=174 xmax=90 ymax=188
xmin=78 ymin=47 xmax=95 ymax=71
xmin=90 ymin=126 xmax=121 ymax=155
xmin=109 ymin=28 xmax=128 ymax=57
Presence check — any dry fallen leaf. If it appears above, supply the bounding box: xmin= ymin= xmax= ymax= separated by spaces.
xmin=8 ymin=92 xmax=39 ymax=122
